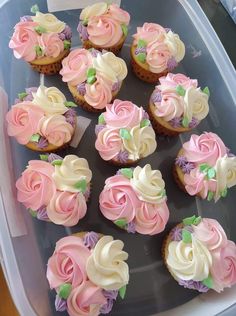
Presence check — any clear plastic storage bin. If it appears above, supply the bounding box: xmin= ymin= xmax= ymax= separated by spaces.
xmin=0 ymin=0 xmax=236 ymax=315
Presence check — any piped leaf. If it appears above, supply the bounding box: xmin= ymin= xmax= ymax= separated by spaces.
xmin=87 ymin=76 xmax=96 ymax=85
xmin=35 ymin=45 xmax=43 ymax=57
xmin=28 ymin=208 xmax=37 ymax=218
xmin=183 ymin=215 xmax=196 ymax=226
xmin=120 ymin=128 xmax=131 ymax=140
xmin=161 ymin=189 xmax=166 ymax=197
xmin=82 ymin=19 xmax=88 ymax=26
xmin=34 ymin=25 xmax=47 ymax=34
xmin=59 ymin=283 xmax=72 ymax=299
xmin=121 ymin=24 xmax=128 ymax=37
xmin=30 ymin=134 xmax=40 ymax=142
xmin=137 ymin=53 xmax=146 ymax=63
xmin=203 ymin=86 xmax=210 ymax=97
xmin=137 ymin=39 xmax=147 ymax=48
xmin=18 ymin=92 xmax=28 ymax=100
xmin=51 ymin=160 xmax=63 ymax=166
xmin=87 ymin=68 xmax=96 ymax=78
xmin=202 ymin=275 xmax=213 ymax=289
xmin=207 ymin=167 xmax=216 ymax=179
xmin=64 ymin=40 xmax=71 ymax=49
xmin=98 ymin=113 xmax=105 ymax=125
xmin=199 ymin=163 xmax=210 ymax=173
xmin=182 ymin=117 xmax=189 ymax=128
xmin=31 ymin=4 xmax=39 ymax=13
xmin=140 ymin=119 xmax=150 ymax=128
xmin=119 ymin=285 xmax=127 ymax=299
xmin=176 ymin=85 xmax=186 ymax=96
xmin=114 ymin=218 xmax=127 ymax=229
xmin=193 ymin=216 xmax=202 ymax=225
xmin=182 ymin=229 xmax=192 ymax=243
xmin=64 ymin=101 xmax=77 ymax=107
xmin=120 ymin=168 xmax=133 ymax=179
xmin=39 ymin=154 xmax=48 ymax=161
xmin=74 ymin=179 xmax=87 ymax=193
xmin=221 ymin=187 xmax=228 ymax=198
xmin=207 ymin=191 xmax=214 ymax=201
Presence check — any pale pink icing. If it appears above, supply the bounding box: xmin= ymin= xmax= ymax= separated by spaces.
xmin=6 ymin=102 xmax=44 ymax=145
xmin=60 ymin=49 xmax=93 ymax=86
xmin=38 ymin=115 xmax=73 ymax=147
xmin=84 ymin=75 xmax=113 ymax=109
xmin=38 ymin=33 xmax=64 ymax=58
xmin=158 ymin=73 xmax=198 ymax=90
xmin=67 ymin=281 xmax=106 ymax=316
xmin=46 ymin=236 xmax=90 ymax=289
xmin=135 ymin=201 xmax=169 ymax=235
xmin=95 ymin=127 xmax=122 ymax=161
xmin=146 ymin=42 xmax=171 ymax=73
xmin=108 ymin=3 xmax=130 ymax=25
xmin=104 ymin=99 xmax=144 ymax=128
xmin=16 ymin=160 xmax=56 ymax=210
xmin=154 ymin=91 xmax=184 ymax=121
xmin=192 ymin=218 xmax=227 ymax=251
xmin=9 ymin=21 xmax=39 ymax=62
xmin=99 ymin=175 xmax=141 ymax=222
xmin=133 ymin=22 xmax=166 ymax=45
xmin=46 ymin=191 xmax=87 ymax=226
xmin=183 ymin=132 xmax=227 ymax=166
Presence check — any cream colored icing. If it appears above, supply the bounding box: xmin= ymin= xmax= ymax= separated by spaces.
xmin=80 ymin=2 xmax=108 ymax=21
xmin=32 ymin=11 xmax=65 ymax=33
xmin=164 ymin=31 xmax=185 ymax=63
xmin=183 ymin=87 xmax=209 ymax=122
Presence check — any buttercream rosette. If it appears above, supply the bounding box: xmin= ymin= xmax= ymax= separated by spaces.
xmin=99 ymin=164 xmax=169 ymax=235
xmin=174 ymin=132 xmax=236 ymax=202
xmin=95 ymin=99 xmax=157 ymax=164
xmin=77 ymin=2 xmax=130 ymax=54
xmin=130 ymin=23 xmax=185 ymax=83
xmin=16 ymin=154 xmax=92 ymax=226
xmin=46 ymin=232 xmax=129 ymax=315
xmin=6 ymin=86 xmax=77 ymax=151
xmin=9 ymin=5 xmax=72 ymax=74
xmin=148 ymin=73 xmax=210 ymax=136
xmin=164 ymin=215 xmax=236 ymax=293
xmin=60 ymin=48 xmax=128 ymax=112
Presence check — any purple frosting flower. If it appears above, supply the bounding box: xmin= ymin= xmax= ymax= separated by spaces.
xmin=37 ymin=206 xmax=49 ymax=221
xmin=182 ymin=162 xmax=195 ymax=174
xmin=20 ymin=15 xmax=32 ymax=22
xmin=37 ymin=137 xmax=49 ymax=149
xmin=178 ymin=279 xmax=209 ymax=293
xmin=169 ymin=117 xmax=182 ymax=128
xmin=175 ymin=156 xmax=188 ymax=168
xmin=189 ymin=117 xmax=199 ymax=129
xmin=117 ymin=150 xmax=129 ymax=163
xmin=112 ymin=81 xmax=120 ymax=92
xmin=165 ymin=28 xmax=171 ymax=33
xmin=77 ymin=22 xmax=89 ymax=41
xmin=170 ymin=227 xmax=182 ymax=241
xmin=95 ymin=124 xmax=106 ymax=135
xmin=89 ymin=48 xmax=101 ymax=57
xmin=135 ymin=47 xmax=146 ymax=55
xmin=77 ymin=82 xmax=86 ymax=96
xmin=65 ymin=109 xmax=77 ymax=127
xmin=167 ymin=57 xmax=178 ymax=71
xmin=55 ymin=294 xmax=67 ymax=312
xmin=15 ymin=87 xmax=37 ymax=103
xmin=151 ymin=90 xmax=162 ymax=103
xmin=127 ymin=221 xmax=136 ymax=233
xmin=59 ymin=25 xmax=72 ymax=41
xmin=83 ymin=232 xmax=99 ymax=249
xmin=142 ymin=111 xmax=149 ymax=120
xmin=103 ymin=290 xmax=118 ymax=300
xmin=100 ymin=299 xmax=114 ymax=314
xmin=48 ymin=153 xmax=63 ymax=163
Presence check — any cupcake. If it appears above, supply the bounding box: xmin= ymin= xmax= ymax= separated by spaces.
xmin=95 ymin=99 xmax=157 ymax=165
xmin=77 ymin=2 xmax=130 ymax=55
xmin=148 ymin=73 xmax=210 ymax=136
xmin=131 ymin=23 xmax=185 ymax=83
xmin=16 ymin=154 xmax=92 ymax=226
xmin=46 ymin=231 xmax=129 ymax=314
xmin=99 ymin=164 xmax=169 ymax=235
xmin=9 ymin=5 xmax=72 ymax=74
xmin=6 ymin=85 xmax=76 ymax=152
xmin=164 ymin=215 xmax=236 ymax=293
xmin=174 ymin=132 xmax=236 ymax=202
xmin=60 ymin=48 xmax=127 ymax=112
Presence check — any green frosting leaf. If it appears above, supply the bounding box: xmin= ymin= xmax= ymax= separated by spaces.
xmin=18 ymin=92 xmax=28 ymax=101
xmin=207 ymin=167 xmax=216 ymax=179
xmin=82 ymin=19 xmax=88 ymax=26
xmin=87 ymin=76 xmax=96 ymax=84
xmin=51 ymin=160 xmax=63 ymax=166
xmin=31 ymin=4 xmax=39 ymax=13
xmin=35 ymin=45 xmax=43 ymax=57
xmin=137 ymin=39 xmax=147 ymax=48
xmin=59 ymin=283 xmax=72 ymax=299
xmin=114 ymin=218 xmax=127 ymax=229
xmin=30 ymin=134 xmax=40 ymax=142
xmin=182 ymin=117 xmax=189 ymax=128
xmin=28 ymin=208 xmax=37 ymax=218
xmin=176 ymin=85 xmax=186 ymax=96
xmin=64 ymin=40 xmax=71 ymax=49
xmin=140 ymin=119 xmax=150 ymax=128
xmin=137 ymin=53 xmax=146 ymax=63
xmin=74 ymin=179 xmax=87 ymax=193
xmin=199 ymin=163 xmax=210 ymax=173
xmin=221 ymin=187 xmax=228 ymax=198
xmin=161 ymin=189 xmax=166 ymax=197
xmin=121 ymin=24 xmax=128 ymax=37
xmin=87 ymin=67 xmax=96 ymax=78
xmin=183 ymin=215 xmax=196 ymax=226
xmin=39 ymin=154 xmax=48 ymax=161
xmin=98 ymin=113 xmax=105 ymax=125
xmin=34 ymin=25 xmax=47 ymax=34
xmin=193 ymin=216 xmax=202 ymax=225
xmin=120 ymin=168 xmax=133 ymax=179
xmin=64 ymin=101 xmax=77 ymax=107
xmin=182 ymin=229 xmax=192 ymax=243
xmin=203 ymin=86 xmax=210 ymax=97
xmin=207 ymin=191 xmax=214 ymax=201
xmin=202 ymin=275 xmax=213 ymax=289
xmin=119 ymin=285 xmax=127 ymax=299
xmin=120 ymin=128 xmax=131 ymax=140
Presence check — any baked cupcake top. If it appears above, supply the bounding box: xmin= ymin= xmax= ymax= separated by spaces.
xmin=99 ymin=164 xmax=169 ymax=235
xmin=166 ymin=215 xmax=236 ymax=293
xmin=150 ymin=73 xmax=210 ymax=129
xmin=78 ymin=2 xmax=130 ymax=47
xmin=175 ymin=132 xmax=236 ymax=202
xmin=95 ymin=99 xmax=157 ymax=163
xmin=47 ymin=232 xmax=129 ymax=314
xmin=6 ymin=86 xmax=76 ymax=149
xmin=132 ymin=23 xmax=185 ymax=73
xmin=9 ymin=5 xmax=72 ymax=62
xmin=60 ymin=49 xmax=128 ymax=110
xmin=16 ymin=154 xmax=92 ymax=226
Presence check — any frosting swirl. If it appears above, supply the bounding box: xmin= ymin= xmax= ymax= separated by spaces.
xmin=95 ymin=127 xmax=122 ymax=161
xmin=158 ymin=73 xmax=198 ymax=90
xmin=37 ymin=33 xmax=64 ymax=58
xmin=32 ymin=12 xmax=65 ymax=33
xmin=164 ymin=31 xmax=185 ymax=62
xmin=183 ymin=87 xmax=209 ymax=122
xmin=146 ymin=42 xmax=171 ymax=73
xmin=80 ymin=2 xmax=108 ymax=21
xmin=133 ymin=23 xmax=166 ymax=45
xmin=108 ymin=3 xmax=130 ymax=25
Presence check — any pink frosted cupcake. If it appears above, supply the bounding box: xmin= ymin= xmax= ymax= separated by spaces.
xmin=6 ymin=86 xmax=76 ymax=152
xmin=77 ymin=2 xmax=130 ymax=55
xmin=46 ymin=231 xmax=129 ymax=314
xmin=9 ymin=5 xmax=72 ymax=74
xmin=95 ymin=99 xmax=157 ymax=165
xmin=16 ymin=154 xmax=92 ymax=226
xmin=60 ymin=49 xmax=127 ymax=112
xmin=164 ymin=215 xmax=236 ymax=293
xmin=99 ymin=164 xmax=169 ymax=235
xmin=174 ymin=132 xmax=236 ymax=202
xmin=131 ymin=23 xmax=185 ymax=83
xmin=148 ymin=73 xmax=210 ymax=136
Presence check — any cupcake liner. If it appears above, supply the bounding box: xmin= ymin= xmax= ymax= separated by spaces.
xmin=81 ymin=35 xmax=126 ymax=55
xmin=172 ymin=163 xmax=188 ymax=193
xmin=110 ymin=158 xmax=140 ymax=167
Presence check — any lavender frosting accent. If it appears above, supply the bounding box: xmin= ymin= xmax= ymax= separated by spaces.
xmin=117 ymin=150 xmax=129 ymax=163
xmin=95 ymin=124 xmax=106 ymax=135
xmin=59 ymin=25 xmax=72 ymax=41
xmin=100 ymin=299 xmax=114 ymax=314
xmin=135 ymin=47 xmax=146 ymax=55
xmin=175 ymin=156 xmax=188 ymax=168
xmin=112 ymin=81 xmax=120 ymax=92
xmin=89 ymin=48 xmax=102 ymax=57
xmin=48 ymin=153 xmax=63 ymax=163
xmin=184 ymin=225 xmax=194 ymax=233
xmin=169 ymin=117 xmax=182 ymax=128
xmin=165 ymin=27 xmax=171 ymax=33
xmin=151 ymin=90 xmax=162 ymax=103
xmin=84 ymin=187 xmax=91 ymax=201
xmin=37 ymin=206 xmax=49 ymax=221
xmin=189 ymin=117 xmax=199 ymax=129
xmin=182 ymin=162 xmax=195 ymax=174
xmin=167 ymin=56 xmax=178 ymax=71
xmin=20 ymin=15 xmax=32 ymax=22
xmin=77 ymin=22 xmax=89 ymax=41
xmin=65 ymin=109 xmax=77 ymax=127
xmin=37 ymin=137 xmax=49 ymax=149
xmin=55 ymin=294 xmax=67 ymax=312
xmin=102 ymin=290 xmax=118 ymax=300
xmin=77 ymin=82 xmax=86 ymax=96
xmin=178 ymin=279 xmax=209 ymax=293
xmin=83 ymin=232 xmax=99 ymax=249
xmin=142 ymin=111 xmax=149 ymax=120
xmin=127 ymin=221 xmax=136 ymax=233
xmin=170 ymin=227 xmax=182 ymax=241
xmin=15 ymin=87 xmax=37 ymax=103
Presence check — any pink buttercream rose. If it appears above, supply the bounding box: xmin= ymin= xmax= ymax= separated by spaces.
xmin=211 ymin=241 xmax=236 ymax=292
xmin=135 ymin=201 xmax=169 ymax=235
xmin=104 ymin=99 xmax=143 ymax=128
xmin=146 ymin=42 xmax=171 ymax=73
xmin=158 ymin=73 xmax=198 ymax=90
xmin=99 ymin=175 xmax=141 ymax=223
xmin=183 ymin=132 xmax=227 ymax=166
xmin=6 ymin=102 xmax=44 ymax=144
xmin=38 ymin=115 xmax=73 ymax=147
xmin=192 ymin=218 xmax=227 ymax=251
xmin=95 ymin=127 xmax=122 ymax=161
xmin=154 ymin=91 xmax=184 ymax=121
xmin=133 ymin=22 xmax=166 ymax=45
xmin=84 ymin=76 xmax=113 ymax=110
xmin=47 ymin=191 xmax=87 ymax=226
xmin=67 ymin=281 xmax=106 ymax=316
xmin=9 ymin=21 xmax=39 ymax=61
xmin=108 ymin=4 xmax=130 ymax=25
xmin=60 ymin=48 xmax=93 ymax=86
xmin=46 ymin=236 xmax=90 ymax=289
xmin=87 ymin=15 xmax=122 ymax=47
xmin=38 ymin=33 xmax=64 ymax=58
xmin=16 ymin=160 xmax=56 ymax=210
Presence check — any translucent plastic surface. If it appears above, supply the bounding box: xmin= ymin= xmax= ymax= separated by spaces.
xmin=0 ymin=1 xmax=236 ymax=315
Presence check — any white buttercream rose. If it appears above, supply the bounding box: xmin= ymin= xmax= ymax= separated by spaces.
xmin=183 ymin=87 xmax=209 ymax=122
xmin=32 ymin=12 xmax=65 ymax=33
xmin=80 ymin=2 xmax=108 ymax=21
xmin=164 ymin=31 xmax=185 ymax=62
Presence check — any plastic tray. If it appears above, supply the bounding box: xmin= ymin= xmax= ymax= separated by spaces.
xmin=0 ymin=0 xmax=236 ymax=315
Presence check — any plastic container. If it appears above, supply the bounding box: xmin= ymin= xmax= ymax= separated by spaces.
xmin=0 ymin=0 xmax=236 ymax=315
